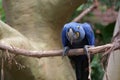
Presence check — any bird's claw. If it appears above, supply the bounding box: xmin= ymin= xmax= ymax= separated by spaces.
xmin=84 ymin=45 xmax=94 ymax=61
xmin=84 ymin=45 xmax=90 ymax=56
xmin=62 ymin=46 xmax=70 ymax=58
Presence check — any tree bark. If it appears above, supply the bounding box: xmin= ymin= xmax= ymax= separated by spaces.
xmin=2 ymin=0 xmax=85 ymax=80
xmin=0 ymin=42 xmax=118 ymax=58
xmin=103 ymin=9 xmax=120 ymax=80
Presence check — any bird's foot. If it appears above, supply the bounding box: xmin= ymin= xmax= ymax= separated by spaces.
xmin=84 ymin=45 xmax=94 ymax=60
xmin=84 ymin=45 xmax=90 ymax=56
xmin=62 ymin=46 xmax=70 ymax=58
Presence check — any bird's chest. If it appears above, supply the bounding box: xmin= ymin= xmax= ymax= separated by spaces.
xmin=69 ymin=37 xmax=89 ymax=49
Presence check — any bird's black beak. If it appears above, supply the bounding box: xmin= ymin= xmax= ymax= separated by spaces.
xmin=70 ymin=38 xmax=73 ymax=45
xmin=67 ymin=28 xmax=74 ymax=45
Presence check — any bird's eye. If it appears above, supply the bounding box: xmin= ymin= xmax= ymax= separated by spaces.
xmin=75 ymin=32 xmax=80 ymax=38
xmin=77 ymin=26 xmax=80 ymax=29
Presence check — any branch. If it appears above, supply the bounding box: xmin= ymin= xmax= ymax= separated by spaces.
xmin=72 ymin=0 xmax=98 ymax=22
xmin=0 ymin=43 xmax=119 ymax=58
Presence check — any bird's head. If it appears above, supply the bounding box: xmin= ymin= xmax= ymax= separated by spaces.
xmin=66 ymin=22 xmax=85 ymax=44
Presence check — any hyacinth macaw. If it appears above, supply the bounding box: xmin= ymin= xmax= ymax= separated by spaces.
xmin=61 ymin=22 xmax=95 ymax=80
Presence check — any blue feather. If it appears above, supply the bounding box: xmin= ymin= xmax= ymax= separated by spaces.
xmin=82 ymin=23 xmax=95 ymax=46
xmin=61 ymin=22 xmax=95 ymax=48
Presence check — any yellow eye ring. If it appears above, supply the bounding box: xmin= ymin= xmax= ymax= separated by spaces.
xmin=77 ymin=26 xmax=80 ymax=29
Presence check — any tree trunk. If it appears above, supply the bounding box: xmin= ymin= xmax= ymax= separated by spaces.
xmin=103 ymin=9 xmax=120 ymax=80
xmin=2 ymin=0 xmax=85 ymax=80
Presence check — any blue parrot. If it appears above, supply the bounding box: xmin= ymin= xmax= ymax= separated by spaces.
xmin=61 ymin=22 xmax=95 ymax=80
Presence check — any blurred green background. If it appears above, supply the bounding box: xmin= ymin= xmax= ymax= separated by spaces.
xmin=0 ymin=0 xmax=120 ymax=80
xmin=0 ymin=0 xmax=5 ymax=22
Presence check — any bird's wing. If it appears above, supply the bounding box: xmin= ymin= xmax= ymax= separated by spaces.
xmin=61 ymin=25 xmax=69 ymax=47
xmin=82 ymin=23 xmax=95 ymax=46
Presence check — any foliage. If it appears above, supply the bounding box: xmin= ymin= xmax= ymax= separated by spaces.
xmin=70 ymin=1 xmax=93 ymax=21
xmin=87 ymin=0 xmax=120 ymax=10
xmin=0 ymin=0 xmax=5 ymax=22
xmin=91 ymin=54 xmax=104 ymax=80
xmin=99 ymin=0 xmax=120 ymax=10
xmin=95 ymin=22 xmax=115 ymax=44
